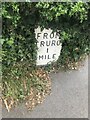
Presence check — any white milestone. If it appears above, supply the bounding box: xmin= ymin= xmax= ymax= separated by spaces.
xmin=35 ymin=27 xmax=62 ymax=65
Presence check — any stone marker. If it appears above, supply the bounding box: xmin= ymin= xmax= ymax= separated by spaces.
xmin=35 ymin=27 xmax=62 ymax=65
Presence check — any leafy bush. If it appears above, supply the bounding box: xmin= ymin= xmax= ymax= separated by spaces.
xmin=1 ymin=2 xmax=90 ymax=110
xmin=2 ymin=3 xmax=38 ymax=67
xmin=2 ymin=2 xmax=90 ymax=68
xmin=35 ymin=2 xmax=90 ymax=69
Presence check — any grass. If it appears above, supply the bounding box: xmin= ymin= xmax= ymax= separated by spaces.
xmin=2 ymin=54 xmax=88 ymax=111
xmin=2 ymin=61 xmax=51 ymax=112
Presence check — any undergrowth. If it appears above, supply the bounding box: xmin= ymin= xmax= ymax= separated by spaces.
xmin=2 ymin=61 xmax=51 ymax=111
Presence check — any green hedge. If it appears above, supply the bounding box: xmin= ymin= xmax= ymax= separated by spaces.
xmin=2 ymin=2 xmax=90 ymax=68
xmin=1 ymin=2 xmax=90 ymax=109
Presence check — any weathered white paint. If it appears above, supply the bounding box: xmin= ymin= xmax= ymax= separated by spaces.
xmin=35 ymin=26 xmax=62 ymax=65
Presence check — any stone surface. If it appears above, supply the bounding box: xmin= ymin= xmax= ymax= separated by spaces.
xmin=35 ymin=27 xmax=62 ymax=65
xmin=2 ymin=57 xmax=88 ymax=118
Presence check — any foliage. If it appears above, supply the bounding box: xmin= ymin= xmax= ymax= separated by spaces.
xmin=35 ymin=2 xmax=90 ymax=69
xmin=2 ymin=2 xmax=90 ymax=68
xmin=2 ymin=3 xmax=38 ymax=67
xmin=1 ymin=2 xmax=90 ymax=110
xmin=2 ymin=62 xmax=51 ymax=111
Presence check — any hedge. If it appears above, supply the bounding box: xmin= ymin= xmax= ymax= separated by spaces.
xmin=1 ymin=2 xmax=90 ymax=110
xmin=2 ymin=2 xmax=90 ymax=68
